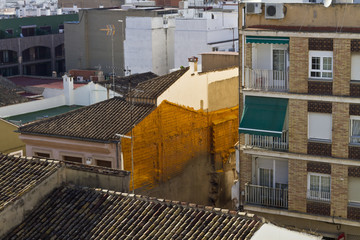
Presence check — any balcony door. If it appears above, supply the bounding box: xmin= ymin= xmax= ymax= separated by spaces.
xmin=273 ymin=49 xmax=287 ymax=88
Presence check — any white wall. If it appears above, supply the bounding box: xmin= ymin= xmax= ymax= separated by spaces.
xmin=42 ymin=88 xmax=63 ymax=98
xmin=0 ymin=95 xmax=66 ymax=118
xmin=251 ymin=223 xmax=322 ymax=240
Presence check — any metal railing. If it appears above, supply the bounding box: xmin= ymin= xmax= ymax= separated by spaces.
xmin=245 ymin=183 xmax=288 ymax=208
xmin=307 ymin=190 xmax=331 ymax=202
xmin=245 ymin=131 xmax=289 ymax=151
xmin=245 ymin=68 xmax=289 ymax=92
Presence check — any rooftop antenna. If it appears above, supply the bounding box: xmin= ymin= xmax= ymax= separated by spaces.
xmin=324 ymin=0 xmax=332 ymax=8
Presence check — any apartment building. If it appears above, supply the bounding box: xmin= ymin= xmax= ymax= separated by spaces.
xmin=235 ymin=2 xmax=360 ymax=239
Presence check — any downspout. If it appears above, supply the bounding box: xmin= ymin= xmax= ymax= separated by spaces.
xmin=115 ymin=140 xmax=120 ymax=169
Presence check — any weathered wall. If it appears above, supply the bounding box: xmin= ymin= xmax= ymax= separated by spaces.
xmin=208 ymin=76 xmax=239 ymax=112
xmin=123 ymin=101 xmax=239 ymax=206
xmin=201 ymin=52 xmax=239 ymax=73
xmin=0 ymin=119 xmax=25 ymax=155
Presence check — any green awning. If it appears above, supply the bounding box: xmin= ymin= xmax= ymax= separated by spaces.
xmin=246 ymin=36 xmax=289 ymax=45
xmin=239 ymin=96 xmax=288 ymax=137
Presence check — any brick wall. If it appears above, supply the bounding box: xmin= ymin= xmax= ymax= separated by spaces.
xmin=289 ymin=99 xmax=308 ymax=154
xmin=289 ymin=37 xmax=308 ymax=93
xmin=332 ymin=103 xmax=349 ymax=158
xmin=122 ymin=101 xmax=239 ymax=190
xmin=239 ymin=152 xmax=252 ymax=193
xmin=331 ymin=164 xmax=348 ymax=218
xmin=288 ymin=159 xmax=307 ymax=212
xmin=333 ymin=39 xmax=351 ymax=96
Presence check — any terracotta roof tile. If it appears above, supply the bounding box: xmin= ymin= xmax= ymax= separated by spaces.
xmin=0 ymin=154 xmax=59 ymax=211
xmin=19 ymin=97 xmax=155 ymax=142
xmin=5 ymin=186 xmax=263 ymax=239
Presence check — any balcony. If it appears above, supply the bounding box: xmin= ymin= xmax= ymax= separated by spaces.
xmin=244 ymin=68 xmax=289 ymax=92
xmin=244 ymin=131 xmax=288 ymax=151
xmin=245 ymin=183 xmax=288 ymax=209
xmin=307 ymin=190 xmax=330 ymax=202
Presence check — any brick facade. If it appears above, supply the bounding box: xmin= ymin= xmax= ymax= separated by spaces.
xmin=288 ymin=159 xmax=307 ymax=212
xmin=332 ymin=103 xmax=349 ymax=158
xmin=333 ymin=39 xmax=351 ymax=96
xmin=289 ymin=99 xmax=308 ymax=154
xmin=239 ymin=152 xmax=252 ymax=196
xmin=245 ymin=43 xmax=252 ymax=69
xmin=307 ymin=201 xmax=331 ymax=216
xmin=289 ymin=37 xmax=308 ymax=93
xmin=331 ymin=164 xmax=348 ymax=218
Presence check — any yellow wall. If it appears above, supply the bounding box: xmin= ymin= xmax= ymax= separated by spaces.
xmin=0 ymin=119 xmax=25 ymax=155
xmin=122 ymin=101 xmax=239 ymax=190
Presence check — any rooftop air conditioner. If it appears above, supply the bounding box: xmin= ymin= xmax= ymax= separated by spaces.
xmin=246 ymin=3 xmax=261 ymax=14
xmin=265 ymin=3 xmax=284 ymax=19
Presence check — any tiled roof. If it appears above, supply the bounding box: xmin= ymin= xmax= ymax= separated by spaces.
xmin=19 ymin=97 xmax=155 ymax=142
xmin=130 ymin=68 xmax=189 ymax=101
xmin=99 ymin=72 xmax=158 ymax=96
xmin=6 ymin=185 xmax=263 ymax=239
xmin=0 ymin=154 xmax=59 ymax=211
xmin=0 ymin=77 xmax=28 ymax=107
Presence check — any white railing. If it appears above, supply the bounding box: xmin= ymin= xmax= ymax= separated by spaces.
xmin=245 ymin=131 xmax=288 ymax=151
xmin=245 ymin=68 xmax=289 ymax=92
xmin=245 ymin=184 xmax=288 ymax=208
xmin=307 ymin=190 xmax=331 ymax=202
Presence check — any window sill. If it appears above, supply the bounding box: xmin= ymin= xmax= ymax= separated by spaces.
xmin=348 ymin=202 xmax=360 ymax=208
xmin=349 ymin=143 xmax=360 ymax=147
xmin=308 ymin=78 xmax=333 ymax=82
xmin=350 ymin=80 xmax=360 ymax=84
xmin=308 ymin=139 xmax=332 ymax=144
xmin=307 ymin=198 xmax=331 ymax=203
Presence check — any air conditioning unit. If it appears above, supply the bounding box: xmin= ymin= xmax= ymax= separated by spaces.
xmin=246 ymin=3 xmax=262 ymax=14
xmin=265 ymin=3 xmax=284 ymax=19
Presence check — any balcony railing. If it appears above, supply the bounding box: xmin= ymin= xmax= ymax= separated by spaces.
xmin=245 ymin=68 xmax=289 ymax=92
xmin=245 ymin=131 xmax=288 ymax=151
xmin=307 ymin=190 xmax=331 ymax=202
xmin=245 ymin=183 xmax=288 ymax=209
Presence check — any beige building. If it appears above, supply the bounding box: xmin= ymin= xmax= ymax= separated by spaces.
xmin=235 ymin=2 xmax=360 ymax=239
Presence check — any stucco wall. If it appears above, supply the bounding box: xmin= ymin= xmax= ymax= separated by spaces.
xmin=201 ymin=52 xmax=239 ymax=72
xmin=208 ymin=76 xmax=239 ymax=112
xmin=0 ymin=119 xmax=25 ymax=154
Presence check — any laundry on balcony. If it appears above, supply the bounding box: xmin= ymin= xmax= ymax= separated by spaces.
xmin=246 ymin=36 xmax=290 ymax=45
xmin=239 ymin=96 xmax=288 ymax=138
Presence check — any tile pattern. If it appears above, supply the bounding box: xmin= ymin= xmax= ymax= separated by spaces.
xmin=307 ymin=162 xmax=331 ymax=174
xmin=348 ymin=206 xmax=360 ymax=221
xmin=349 ymin=104 xmax=360 ymax=116
xmin=19 ymin=97 xmax=155 ymax=142
xmin=308 ymin=81 xmax=333 ymax=96
xmin=308 ymin=101 xmax=332 ymax=113
xmin=0 ymin=154 xmax=59 ymax=210
xmin=306 ymin=201 xmax=330 ymax=216
xmin=6 ymin=186 xmax=263 ymax=239
xmin=350 ymin=83 xmax=360 ymax=97
xmin=348 ymin=166 xmax=360 ymax=177
xmin=349 ymin=146 xmax=360 ymax=160
xmin=308 ymin=38 xmax=333 ymax=51
xmin=130 ymin=68 xmax=189 ymax=102
xmin=351 ymin=39 xmax=360 ymax=52
xmin=307 ymin=142 xmax=332 ymax=157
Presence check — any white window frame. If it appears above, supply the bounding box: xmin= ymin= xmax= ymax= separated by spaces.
xmin=307 ymin=173 xmax=331 ymax=201
xmin=350 ymin=116 xmax=360 ymax=144
xmin=308 ymin=112 xmax=332 ymax=142
xmin=9 ymin=150 xmax=23 ymax=156
xmin=348 ymin=177 xmax=360 ymax=205
xmin=309 ymin=50 xmax=333 ymax=80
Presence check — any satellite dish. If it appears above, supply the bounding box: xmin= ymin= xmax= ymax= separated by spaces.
xmin=324 ymin=0 xmax=332 ymax=8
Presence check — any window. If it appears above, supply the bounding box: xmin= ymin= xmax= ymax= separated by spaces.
xmin=63 ymin=155 xmax=82 ymax=163
xmin=34 ymin=152 xmax=50 ymax=158
xmin=350 ymin=116 xmax=360 ymax=144
xmin=351 ymin=53 xmax=360 ymax=81
xmin=309 ymin=51 xmax=333 ymax=79
xmin=96 ymin=159 xmax=112 ymax=168
xmin=259 ymin=168 xmax=273 ymax=187
xmin=308 ymin=113 xmax=332 ymax=141
xmin=307 ymin=173 xmax=331 ymax=201
xmin=349 ymin=177 xmax=360 ymax=205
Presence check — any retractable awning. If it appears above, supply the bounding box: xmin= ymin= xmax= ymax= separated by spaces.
xmin=246 ymin=36 xmax=290 ymax=45
xmin=239 ymin=96 xmax=288 ymax=138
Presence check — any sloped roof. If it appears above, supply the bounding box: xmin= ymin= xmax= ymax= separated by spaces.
xmin=0 ymin=154 xmax=59 ymax=211
xmin=19 ymin=97 xmax=155 ymax=142
xmin=130 ymin=67 xmax=189 ymax=101
xmin=6 ymin=185 xmax=263 ymax=239
xmin=0 ymin=78 xmax=28 ymax=107
xmin=99 ymin=72 xmax=158 ymax=96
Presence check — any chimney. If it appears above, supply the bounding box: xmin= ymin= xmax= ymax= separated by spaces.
xmin=63 ymin=73 xmax=74 ymax=105
xmin=188 ymin=56 xmax=198 ymax=74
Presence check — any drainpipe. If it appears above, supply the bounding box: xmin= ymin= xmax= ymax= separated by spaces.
xmin=115 ymin=140 xmax=120 ymax=169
